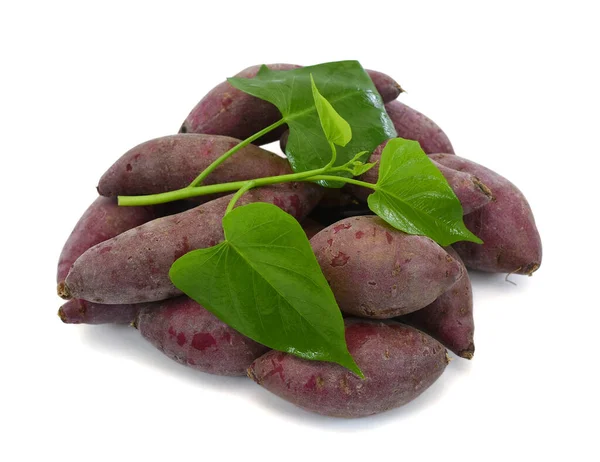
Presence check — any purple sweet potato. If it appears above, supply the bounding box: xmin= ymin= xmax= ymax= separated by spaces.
xmin=248 ymin=318 xmax=448 ymax=418
xmin=400 ymin=247 xmax=475 ymax=358
xmin=180 ymin=63 xmax=298 ymax=144
xmin=385 ymin=100 xmax=454 ymax=154
xmin=56 ymin=196 xmax=157 ymax=298
xmin=430 ymin=154 xmax=542 ymax=275
xmin=366 ymin=69 xmax=404 ymax=103
xmin=348 ymin=140 xmax=493 ymax=214
xmin=58 ymin=299 xmax=140 ymax=325
xmin=310 ymin=216 xmax=463 ymax=318
xmin=136 ymin=297 xmax=269 ymax=376
xmin=64 ymin=183 xmax=323 ymax=304
xmin=97 ymin=134 xmax=291 ymax=198
xmin=179 ymin=64 xmax=402 ymax=144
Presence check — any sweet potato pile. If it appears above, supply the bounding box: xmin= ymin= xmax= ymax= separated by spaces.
xmin=57 ymin=63 xmax=542 ymax=418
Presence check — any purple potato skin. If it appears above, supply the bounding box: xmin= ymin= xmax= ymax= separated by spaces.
xmin=385 ymin=100 xmax=454 ymax=154
xmin=56 ymin=196 xmax=157 ymax=298
xmin=348 ymin=140 xmax=493 ymax=214
xmin=179 ymin=64 xmax=402 ymax=145
xmin=58 ymin=299 xmax=140 ymax=325
xmin=97 ymin=134 xmax=291 ymax=198
xmin=179 ymin=64 xmax=298 ymax=144
xmin=310 ymin=216 xmax=463 ymax=318
xmin=430 ymin=154 xmax=542 ymax=275
xmin=400 ymin=247 xmax=475 ymax=358
xmin=248 ymin=318 xmax=448 ymax=418
xmin=137 ymin=297 xmax=269 ymax=376
xmin=363 ymin=68 xmax=404 ymax=103
xmin=64 ymin=183 xmax=323 ymax=304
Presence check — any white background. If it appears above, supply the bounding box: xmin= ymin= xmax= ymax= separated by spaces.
xmin=2 ymin=1 xmax=599 ymax=461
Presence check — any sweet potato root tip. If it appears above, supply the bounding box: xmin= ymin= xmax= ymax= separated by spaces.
xmin=459 ymin=344 xmax=475 ymax=360
xmin=57 ymin=281 xmax=71 ymax=300
xmin=57 ymin=307 xmax=67 ymax=323
xmin=247 ymin=366 xmax=259 ymax=383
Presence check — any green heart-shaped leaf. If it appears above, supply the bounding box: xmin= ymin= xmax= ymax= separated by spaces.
xmin=228 ymin=61 xmax=396 ymax=187
xmin=169 ymin=202 xmax=362 ymax=376
xmin=368 ymin=138 xmax=483 ymax=246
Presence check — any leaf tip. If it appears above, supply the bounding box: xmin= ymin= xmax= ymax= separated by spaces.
xmin=468 ymin=234 xmax=484 ymax=245
xmin=350 ymin=364 xmax=365 ymax=380
xmin=458 ymin=226 xmax=483 ymax=245
xmin=337 ymin=354 xmax=364 ymax=379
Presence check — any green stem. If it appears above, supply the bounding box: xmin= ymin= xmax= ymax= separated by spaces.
xmin=225 ymin=181 xmax=256 ymax=215
xmin=325 ymin=141 xmax=337 ymax=169
xmin=119 ymin=166 xmax=328 ymax=206
xmin=118 ymin=159 xmax=376 ymax=207
xmin=188 ymin=118 xmax=286 ymax=187
xmin=309 ymin=175 xmax=379 ymax=190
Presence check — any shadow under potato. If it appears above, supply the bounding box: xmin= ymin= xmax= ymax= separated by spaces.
xmin=79 ymin=323 xmax=250 ymax=392
xmin=78 ymin=321 xmax=468 ymax=422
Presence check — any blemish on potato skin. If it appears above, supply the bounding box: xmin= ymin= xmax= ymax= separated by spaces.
xmin=264 ymin=358 xmax=285 ymax=382
xmin=167 ymin=326 xmax=187 ymax=346
xmin=331 ymin=251 xmax=350 ymax=267
xmin=333 ymin=223 xmax=352 ymax=234
xmin=361 ymin=305 xmax=377 ymax=317
xmin=272 ymin=197 xmax=285 ymax=210
xmin=191 ymin=333 xmax=217 ymax=351
xmin=385 ymin=232 xmax=393 ymax=244
xmin=99 ymin=246 xmax=113 ymax=255
xmin=339 ymin=375 xmax=352 ymax=396
xmin=305 ymin=375 xmax=317 ymax=390
xmin=288 ymin=195 xmax=301 ymax=216
xmin=355 ymin=231 xmax=365 ymax=239
xmin=221 ymin=95 xmax=233 ymax=109
xmin=304 ymin=375 xmax=324 ymax=391
xmin=326 ymin=238 xmax=333 ymax=247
